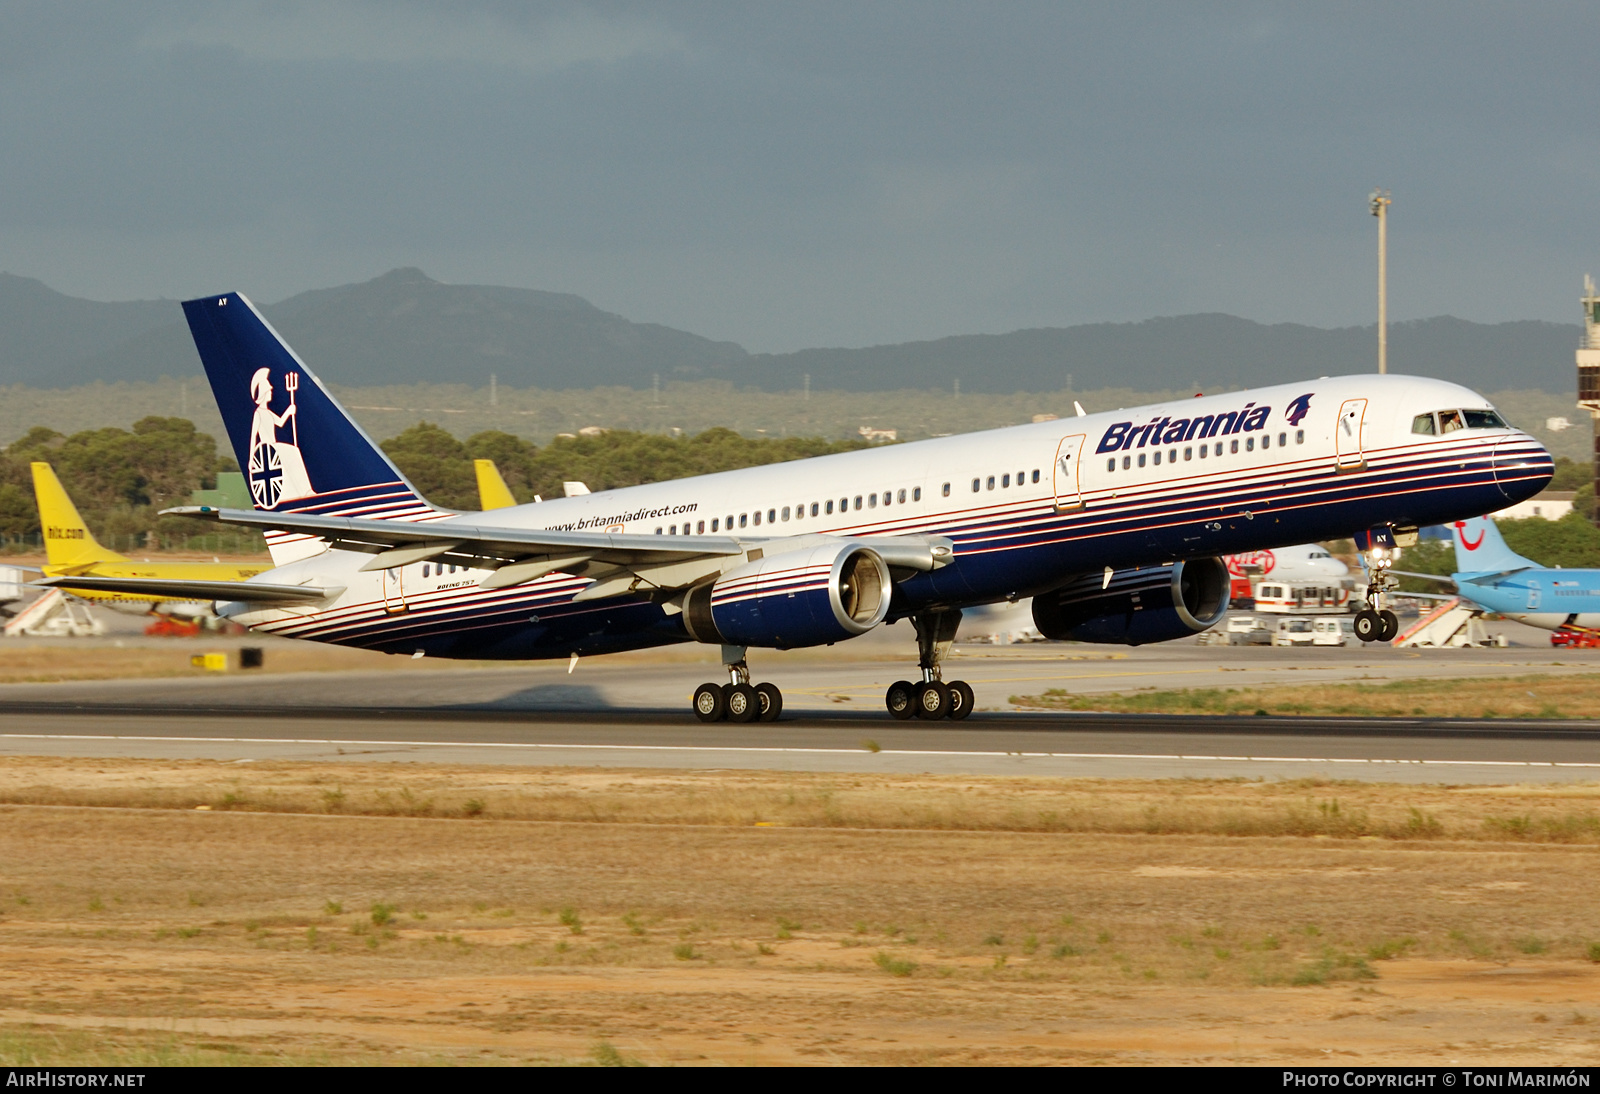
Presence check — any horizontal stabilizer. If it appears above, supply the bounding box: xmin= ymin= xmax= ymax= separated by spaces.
xmin=36 ymin=576 xmax=344 ymax=602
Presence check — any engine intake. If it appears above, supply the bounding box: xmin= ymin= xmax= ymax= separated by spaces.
xmin=1032 ymin=557 xmax=1229 ymax=645
xmin=682 ymin=542 xmax=891 ymax=649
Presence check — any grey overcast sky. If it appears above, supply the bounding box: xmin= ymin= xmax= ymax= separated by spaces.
xmin=1 ymin=2 xmax=1595 ymax=351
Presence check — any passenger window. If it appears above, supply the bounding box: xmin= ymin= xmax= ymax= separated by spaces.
xmin=1138 ymin=453 xmax=1146 ymax=468
xmin=423 ymin=564 xmax=431 ymax=578
xmin=986 ymin=476 xmax=995 ymax=490
xmin=972 ymin=479 xmax=981 ymax=492
xmin=1032 ymin=469 xmax=1040 ymax=483
xmin=826 ymin=499 xmax=834 ymax=514
xmin=1184 ymin=446 xmax=1192 ymax=461
xmin=1168 ymin=448 xmax=1176 ymax=463
xmin=712 ymin=518 xmax=719 ymax=531
xmin=781 ymin=507 xmax=790 ymax=521
xmin=1122 ymin=456 xmax=1131 ymax=470
xmin=1198 ymin=445 xmax=1207 ymax=459
xmin=1152 ymin=451 xmax=1161 ymax=466
xmin=1002 ymin=473 xmax=1011 ymax=487
xmin=940 ymin=483 xmax=949 ymax=497
xmin=1412 ymin=413 xmax=1436 ymax=435
xmin=897 ymin=489 xmax=906 ymax=503
xmin=697 ymin=521 xmax=705 ymax=533
xmin=840 ymin=497 xmax=848 ymax=511
xmin=854 ymin=496 xmax=862 ymax=510
xmin=740 ymin=513 xmax=748 ymax=528
xmin=767 ymin=509 xmax=776 ymax=523
xmin=1438 ymin=409 xmax=1464 ymax=433
xmin=883 ymin=491 xmax=891 ymax=505
xmin=655 ymin=527 xmax=663 ymax=534
xmin=868 ymin=494 xmax=877 ymax=508
xmin=1277 ymin=432 xmax=1286 ymax=447
xmin=1017 ymin=470 xmax=1024 ymax=484
xmin=1261 ymin=435 xmax=1269 ymax=449
xmin=811 ymin=503 xmax=819 ymax=517
xmin=753 ymin=512 xmax=761 ymax=526
xmin=1108 ymin=458 xmax=1116 ymax=471
xmin=1246 ymin=437 xmax=1254 ymax=451
xmin=1295 ymin=430 xmax=1304 ymax=444
xmin=725 ymin=514 xmax=733 ymax=528
xmin=669 ymin=525 xmax=676 ymax=535
xmin=913 ymin=487 xmax=922 ymax=501
xmin=1230 ymin=440 xmax=1239 ymax=454
xmin=1215 ymin=442 xmax=1223 ymax=456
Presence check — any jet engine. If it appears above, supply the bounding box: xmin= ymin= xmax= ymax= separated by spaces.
xmin=1031 ymin=557 xmax=1229 ymax=645
xmin=681 ymin=542 xmax=891 ymax=649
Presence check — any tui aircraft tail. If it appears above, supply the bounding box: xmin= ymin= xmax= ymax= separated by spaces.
xmin=31 ymin=462 xmax=126 ymax=567
xmin=1450 ymin=515 xmax=1537 ymax=574
xmin=182 ymin=292 xmax=449 ymax=564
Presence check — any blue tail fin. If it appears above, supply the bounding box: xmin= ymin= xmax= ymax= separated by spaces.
xmin=1451 ymin=515 xmax=1537 ymax=574
xmin=182 ymin=293 xmax=438 ymax=523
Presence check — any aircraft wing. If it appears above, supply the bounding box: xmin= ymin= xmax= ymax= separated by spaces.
xmin=35 ymin=575 xmax=343 ymax=602
xmin=1456 ymin=568 xmax=1534 ymax=585
xmin=1390 ymin=571 xmax=1455 ymax=585
xmin=163 ymin=505 xmax=952 ymax=595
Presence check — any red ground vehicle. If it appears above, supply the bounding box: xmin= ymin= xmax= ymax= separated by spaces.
xmin=1550 ymin=626 xmax=1600 ymax=648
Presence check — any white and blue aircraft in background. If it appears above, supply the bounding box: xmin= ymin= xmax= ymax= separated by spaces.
xmin=44 ymin=293 xmax=1554 ymax=721
xmin=1397 ymin=515 xmax=1600 ymax=640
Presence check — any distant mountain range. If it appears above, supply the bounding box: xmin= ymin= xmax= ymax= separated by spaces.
xmin=0 ymin=267 xmax=1582 ymax=394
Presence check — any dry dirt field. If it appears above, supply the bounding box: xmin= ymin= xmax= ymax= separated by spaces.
xmin=1 ymin=759 xmax=1599 ymax=1066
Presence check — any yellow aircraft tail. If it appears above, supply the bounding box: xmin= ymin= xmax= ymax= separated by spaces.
xmin=474 ymin=459 xmax=518 ymax=510
xmin=32 ymin=462 xmax=126 ymax=567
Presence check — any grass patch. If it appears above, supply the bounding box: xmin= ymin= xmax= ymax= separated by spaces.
xmin=873 ymin=951 xmax=918 ymax=977
xmin=1012 ymin=673 xmax=1600 ymax=720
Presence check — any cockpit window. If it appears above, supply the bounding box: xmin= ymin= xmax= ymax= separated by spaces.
xmin=1411 ymin=414 xmax=1436 ymax=435
xmin=1415 ymin=408 xmax=1509 ymax=435
xmin=1463 ymin=409 xmax=1507 ymax=430
xmin=1438 ymin=409 xmax=1464 ymax=433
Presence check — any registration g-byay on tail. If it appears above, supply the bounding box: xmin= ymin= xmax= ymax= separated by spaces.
xmin=59 ymin=292 xmax=1551 ymax=722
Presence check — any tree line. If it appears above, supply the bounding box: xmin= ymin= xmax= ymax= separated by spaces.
xmin=0 ymin=419 xmax=868 ymax=548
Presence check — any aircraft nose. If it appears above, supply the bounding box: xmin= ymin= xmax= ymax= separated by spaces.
xmin=1491 ymin=434 xmax=1554 ymax=501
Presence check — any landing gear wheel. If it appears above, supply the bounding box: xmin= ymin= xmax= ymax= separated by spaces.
xmin=1353 ymin=609 xmax=1380 ymax=643
xmin=726 ymin=683 xmax=759 ymax=723
xmin=1377 ymin=610 xmax=1399 ymax=643
xmin=755 ymin=682 xmax=783 ymax=722
xmin=947 ymin=680 xmax=975 ymax=720
xmin=692 ymin=682 xmax=726 ymax=722
xmin=915 ymin=681 xmax=951 ymax=720
xmin=886 ymin=680 xmax=916 ymax=720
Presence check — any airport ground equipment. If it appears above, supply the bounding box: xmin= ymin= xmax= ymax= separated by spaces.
xmin=3 ymin=588 xmax=106 ymax=637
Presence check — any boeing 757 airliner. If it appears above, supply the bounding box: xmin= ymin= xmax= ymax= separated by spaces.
xmin=45 ymin=294 xmax=1553 ymax=721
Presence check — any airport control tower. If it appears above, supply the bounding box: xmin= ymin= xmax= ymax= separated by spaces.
xmin=1579 ymin=276 xmax=1600 ymax=526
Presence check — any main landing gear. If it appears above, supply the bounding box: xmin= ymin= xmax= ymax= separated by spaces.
xmin=1353 ymin=534 xmax=1400 ymax=644
xmin=885 ymin=610 xmax=974 ymax=720
xmin=693 ymin=645 xmax=783 ymax=723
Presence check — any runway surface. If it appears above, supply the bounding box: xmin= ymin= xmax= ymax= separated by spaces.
xmin=2 ymin=632 xmax=1596 ymax=782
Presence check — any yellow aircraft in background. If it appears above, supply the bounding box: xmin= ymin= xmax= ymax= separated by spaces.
xmin=474 ymin=459 xmax=518 ymax=510
xmin=33 ymin=461 xmax=266 ymax=614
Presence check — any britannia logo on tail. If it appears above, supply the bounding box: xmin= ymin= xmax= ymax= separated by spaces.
xmin=1285 ymin=393 xmax=1314 ymax=426
xmin=247 ymin=368 xmax=316 ymax=508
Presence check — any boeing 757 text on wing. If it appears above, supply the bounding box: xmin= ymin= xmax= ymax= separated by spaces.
xmin=43 ymin=293 xmax=1553 ymax=722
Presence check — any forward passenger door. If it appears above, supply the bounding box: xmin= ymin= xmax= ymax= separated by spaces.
xmin=1335 ymin=398 xmax=1367 ymax=471
xmin=1053 ymin=434 xmax=1086 ymax=511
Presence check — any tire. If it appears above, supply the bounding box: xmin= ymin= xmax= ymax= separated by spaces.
xmin=915 ymin=681 xmax=951 ymax=720
xmin=755 ymin=682 xmax=783 ymax=722
xmin=1353 ymin=610 xmax=1379 ymax=642
xmin=726 ymin=683 xmax=759 ymax=723
xmin=886 ymin=680 xmax=916 ymax=720
xmin=1377 ymin=610 xmax=1399 ymax=643
xmin=692 ymin=682 xmax=726 ymax=722
xmin=947 ymin=680 xmax=975 ymax=720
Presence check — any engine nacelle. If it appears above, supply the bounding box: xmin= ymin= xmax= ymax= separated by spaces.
xmin=681 ymin=543 xmax=891 ymax=649
xmin=1032 ymin=557 xmax=1229 ymax=645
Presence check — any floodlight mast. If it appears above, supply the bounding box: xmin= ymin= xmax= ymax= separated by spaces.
xmin=1577 ymin=274 xmax=1600 ymax=526
xmin=1369 ymin=189 xmax=1392 ymax=375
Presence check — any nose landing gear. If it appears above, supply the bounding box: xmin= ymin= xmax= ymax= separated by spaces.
xmin=1353 ymin=531 xmax=1401 ymax=643
xmin=886 ymin=611 xmax=974 ymax=720
xmin=693 ymin=645 xmax=782 ymax=722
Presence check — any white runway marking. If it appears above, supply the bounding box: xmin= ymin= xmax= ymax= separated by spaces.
xmin=3 ymin=733 xmax=1598 ymax=769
